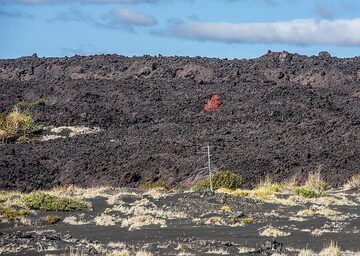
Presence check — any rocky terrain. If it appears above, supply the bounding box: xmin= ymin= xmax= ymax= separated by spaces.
xmin=0 ymin=51 xmax=359 ymax=190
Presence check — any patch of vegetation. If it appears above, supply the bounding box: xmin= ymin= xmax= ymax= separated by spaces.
xmin=304 ymin=171 xmax=326 ymax=194
xmin=220 ymin=204 xmax=231 ymax=212
xmin=20 ymin=192 xmax=89 ymax=212
xmin=192 ymin=171 xmax=243 ymax=191
xmin=41 ymin=215 xmax=61 ymax=224
xmin=293 ymin=186 xmax=318 ymax=198
xmin=344 ymin=174 xmax=360 ymax=190
xmin=0 ymin=207 xmax=30 ymax=220
xmin=259 ymin=226 xmax=290 ymax=237
xmin=0 ymin=192 xmax=9 ymax=203
xmin=15 ymin=99 xmax=54 ymax=108
xmin=138 ymin=181 xmax=169 ymax=190
xmin=0 ymin=107 xmax=38 ymax=141
xmin=250 ymin=176 xmax=281 ymax=200
xmin=232 ymin=189 xmax=249 ymax=196
xmin=241 ymin=217 xmax=254 ymax=224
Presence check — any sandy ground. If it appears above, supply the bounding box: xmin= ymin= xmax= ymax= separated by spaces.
xmin=1 ymin=187 xmax=359 ymax=255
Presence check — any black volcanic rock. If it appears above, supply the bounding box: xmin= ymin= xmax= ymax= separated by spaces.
xmin=0 ymin=52 xmax=359 ymax=190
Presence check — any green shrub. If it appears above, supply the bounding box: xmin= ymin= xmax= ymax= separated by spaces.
xmin=20 ymin=192 xmax=89 ymax=212
xmin=0 ymin=107 xmax=38 ymax=140
xmin=41 ymin=215 xmax=61 ymax=224
xmin=193 ymin=171 xmax=243 ymax=191
xmin=138 ymin=181 xmax=169 ymax=190
xmin=241 ymin=217 xmax=254 ymax=224
xmin=232 ymin=190 xmax=249 ymax=197
xmin=0 ymin=207 xmax=30 ymax=220
xmin=293 ymin=186 xmax=318 ymax=198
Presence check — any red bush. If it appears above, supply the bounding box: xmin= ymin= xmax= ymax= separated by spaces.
xmin=204 ymin=95 xmax=222 ymax=111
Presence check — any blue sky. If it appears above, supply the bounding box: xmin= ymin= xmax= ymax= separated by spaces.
xmin=0 ymin=0 xmax=359 ymax=59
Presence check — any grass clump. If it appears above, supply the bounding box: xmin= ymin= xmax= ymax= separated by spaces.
xmin=251 ymin=175 xmax=281 ymax=200
xmin=241 ymin=217 xmax=254 ymax=224
xmin=292 ymin=186 xmax=317 ymax=198
xmin=304 ymin=171 xmax=326 ymax=194
xmin=138 ymin=181 xmax=169 ymax=190
xmin=20 ymin=192 xmax=89 ymax=212
xmin=0 ymin=207 xmax=30 ymax=220
xmin=0 ymin=107 xmax=38 ymax=141
xmin=344 ymin=174 xmax=360 ymax=190
xmin=41 ymin=215 xmax=61 ymax=224
xmin=193 ymin=171 xmax=243 ymax=191
xmin=220 ymin=204 xmax=231 ymax=212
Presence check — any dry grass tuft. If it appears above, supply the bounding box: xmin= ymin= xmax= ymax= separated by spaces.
xmin=297 ymin=205 xmax=340 ymax=220
xmin=299 ymin=241 xmax=341 ymax=256
xmin=106 ymin=250 xmax=131 ymax=256
xmin=204 ymin=216 xmax=226 ymax=226
xmin=238 ymin=246 xmax=255 ymax=254
xmin=259 ymin=226 xmax=290 ymax=237
xmin=135 ymin=249 xmax=154 ymax=256
xmin=220 ymin=205 xmax=231 ymax=212
xmin=319 ymin=241 xmax=341 ymax=256
xmin=41 ymin=215 xmax=60 ymax=224
xmin=94 ymin=213 xmax=118 ymax=226
xmin=304 ymin=171 xmax=326 ymax=194
xmin=63 ymin=214 xmax=91 ymax=225
xmin=206 ymin=248 xmax=229 ymax=254
xmin=121 ymin=215 xmax=166 ymax=231
xmin=0 ymin=107 xmax=38 ymax=141
xmin=344 ymin=174 xmax=360 ymax=190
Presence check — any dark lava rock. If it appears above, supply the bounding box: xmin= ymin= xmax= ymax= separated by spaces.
xmin=0 ymin=52 xmax=359 ymax=190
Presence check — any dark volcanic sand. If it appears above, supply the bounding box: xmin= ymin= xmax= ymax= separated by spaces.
xmin=0 ymin=189 xmax=359 ymax=255
xmin=0 ymin=51 xmax=360 ymax=190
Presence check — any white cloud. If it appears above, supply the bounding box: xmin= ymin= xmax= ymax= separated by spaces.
xmin=169 ymin=18 xmax=360 ymax=46
xmin=110 ymin=8 xmax=157 ymax=26
xmin=98 ymin=8 xmax=157 ymax=30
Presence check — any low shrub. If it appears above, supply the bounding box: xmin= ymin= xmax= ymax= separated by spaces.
xmin=41 ymin=215 xmax=61 ymax=224
xmin=0 ymin=107 xmax=38 ymax=141
xmin=192 ymin=171 xmax=243 ymax=191
xmin=241 ymin=217 xmax=254 ymax=224
xmin=305 ymin=171 xmax=326 ymax=194
xmin=220 ymin=205 xmax=231 ymax=212
xmin=251 ymin=176 xmax=281 ymax=200
xmin=293 ymin=186 xmax=317 ymax=198
xmin=138 ymin=181 xmax=169 ymax=190
xmin=344 ymin=174 xmax=360 ymax=190
xmin=0 ymin=207 xmax=30 ymax=220
xmin=20 ymin=192 xmax=89 ymax=212
xmin=232 ymin=190 xmax=249 ymax=197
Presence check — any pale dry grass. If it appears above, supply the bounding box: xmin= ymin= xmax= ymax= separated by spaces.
xmin=177 ymin=251 xmax=195 ymax=256
xmin=107 ymin=192 xmax=139 ymax=205
xmin=204 ymin=216 xmax=226 ymax=226
xmin=320 ymin=241 xmax=341 ymax=256
xmin=121 ymin=215 xmax=167 ymax=231
xmin=259 ymin=226 xmax=290 ymax=237
xmin=135 ymin=249 xmax=153 ymax=256
xmin=106 ymin=250 xmax=131 ymax=256
xmin=344 ymin=174 xmax=360 ymax=190
xmin=40 ymin=126 xmax=102 ymax=141
xmin=108 ymin=198 xmax=187 ymax=220
xmin=206 ymin=248 xmax=229 ymax=254
xmin=94 ymin=213 xmax=118 ymax=226
xmin=304 ymin=170 xmax=326 ymax=194
xmin=299 ymin=241 xmax=340 ymax=256
xmin=238 ymin=246 xmax=255 ymax=254
xmin=63 ymin=214 xmax=91 ymax=225
xmin=297 ymin=205 xmax=341 ymax=220
xmin=108 ymin=242 xmax=127 ymax=249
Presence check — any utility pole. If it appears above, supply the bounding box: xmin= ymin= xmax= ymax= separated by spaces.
xmin=207 ymin=143 xmax=213 ymax=192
